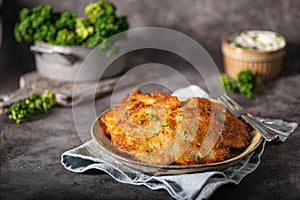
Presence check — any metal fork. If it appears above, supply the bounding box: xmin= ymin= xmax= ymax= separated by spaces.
xmin=218 ymin=95 xmax=292 ymax=141
xmin=219 ymin=95 xmax=293 ymax=137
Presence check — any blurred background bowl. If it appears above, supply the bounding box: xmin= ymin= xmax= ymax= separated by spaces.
xmin=31 ymin=41 xmax=126 ymax=82
xmin=221 ymin=30 xmax=286 ymax=81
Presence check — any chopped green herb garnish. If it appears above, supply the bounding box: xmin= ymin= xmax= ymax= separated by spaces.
xmin=133 ymin=141 xmax=138 ymax=145
xmin=146 ymin=149 xmax=151 ymax=154
xmin=184 ymin=129 xmax=188 ymax=136
xmin=222 ymin=109 xmax=226 ymax=113
xmin=161 ymin=122 xmax=170 ymax=128
xmin=138 ymin=119 xmax=144 ymax=124
xmin=130 ymin=98 xmax=135 ymax=102
xmin=252 ymin=35 xmax=258 ymax=41
xmin=195 ymin=155 xmax=201 ymax=161
xmin=234 ymin=42 xmax=245 ymax=49
xmin=216 ymin=113 xmax=225 ymax=122
xmin=217 ymin=131 xmax=222 ymax=135
xmin=179 ymin=113 xmax=183 ymax=117
xmin=144 ymin=93 xmax=150 ymax=96
xmin=145 ymin=138 xmax=149 ymax=142
xmin=148 ymin=113 xmax=157 ymax=121
xmin=204 ymin=107 xmax=209 ymax=113
xmin=276 ymin=34 xmax=283 ymax=39
xmin=152 ymin=132 xmax=158 ymax=137
xmin=184 ymin=138 xmax=188 ymax=143
xmin=216 ymin=142 xmax=221 ymax=147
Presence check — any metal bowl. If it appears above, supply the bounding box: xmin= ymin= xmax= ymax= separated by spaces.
xmin=31 ymin=41 xmax=125 ymax=82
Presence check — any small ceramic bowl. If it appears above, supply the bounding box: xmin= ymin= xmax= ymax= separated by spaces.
xmin=221 ymin=30 xmax=286 ymax=81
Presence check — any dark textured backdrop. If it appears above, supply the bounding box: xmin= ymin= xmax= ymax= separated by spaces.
xmin=0 ymin=0 xmax=299 ymax=93
xmin=1 ymin=1 xmax=300 ymax=200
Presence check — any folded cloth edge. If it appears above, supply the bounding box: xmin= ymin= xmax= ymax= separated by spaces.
xmin=61 ymin=141 xmax=226 ymax=199
xmin=61 ymin=139 xmax=267 ymax=200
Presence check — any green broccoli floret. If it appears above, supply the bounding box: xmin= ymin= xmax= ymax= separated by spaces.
xmin=14 ymin=1 xmax=129 ymax=48
xmin=33 ymin=21 xmax=57 ymax=42
xmin=45 ymin=24 xmax=57 ymax=43
xmin=14 ymin=18 xmax=33 ymax=42
xmin=75 ymin=18 xmax=94 ymax=41
xmin=30 ymin=5 xmax=53 ymax=29
xmin=19 ymin=8 xmax=30 ymax=21
xmin=85 ymin=33 xmax=102 ymax=47
xmin=54 ymin=29 xmax=76 ymax=46
xmin=83 ymin=1 xmax=129 ymax=54
xmin=14 ymin=5 xmax=54 ymax=42
xmin=55 ymin=11 xmax=77 ymax=30
xmin=85 ymin=0 xmax=116 ymax=24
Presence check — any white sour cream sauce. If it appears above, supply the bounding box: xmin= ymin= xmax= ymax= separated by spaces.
xmin=230 ymin=30 xmax=285 ymax=51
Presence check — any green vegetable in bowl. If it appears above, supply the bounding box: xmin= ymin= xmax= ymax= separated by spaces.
xmin=14 ymin=1 xmax=129 ymax=48
xmin=221 ymin=70 xmax=257 ymax=98
xmin=55 ymin=28 xmax=77 ymax=46
xmin=80 ymin=0 xmax=129 ymax=47
xmin=75 ymin=18 xmax=94 ymax=41
xmin=85 ymin=0 xmax=116 ymax=24
xmin=14 ymin=5 xmax=54 ymax=42
xmin=32 ymin=21 xmax=57 ymax=43
xmin=9 ymin=90 xmax=56 ymax=124
xmin=55 ymin=11 xmax=77 ymax=30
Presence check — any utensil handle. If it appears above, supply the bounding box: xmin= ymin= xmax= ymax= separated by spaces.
xmin=260 ymin=121 xmax=292 ymax=137
xmin=245 ymin=113 xmax=292 ymax=137
xmin=242 ymin=114 xmax=278 ymax=141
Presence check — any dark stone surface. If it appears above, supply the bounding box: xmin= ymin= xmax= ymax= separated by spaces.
xmin=1 ymin=74 xmax=300 ymax=200
xmin=1 ymin=0 xmax=300 ymax=200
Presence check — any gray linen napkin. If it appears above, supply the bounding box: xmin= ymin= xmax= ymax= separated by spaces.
xmin=62 ymin=139 xmax=265 ymax=199
xmin=61 ymin=85 xmax=298 ymax=200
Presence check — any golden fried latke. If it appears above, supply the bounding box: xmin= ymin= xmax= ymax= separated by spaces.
xmin=100 ymin=90 xmax=251 ymax=165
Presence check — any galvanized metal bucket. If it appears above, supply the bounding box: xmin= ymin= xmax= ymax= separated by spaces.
xmin=30 ymin=42 xmax=125 ymax=82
